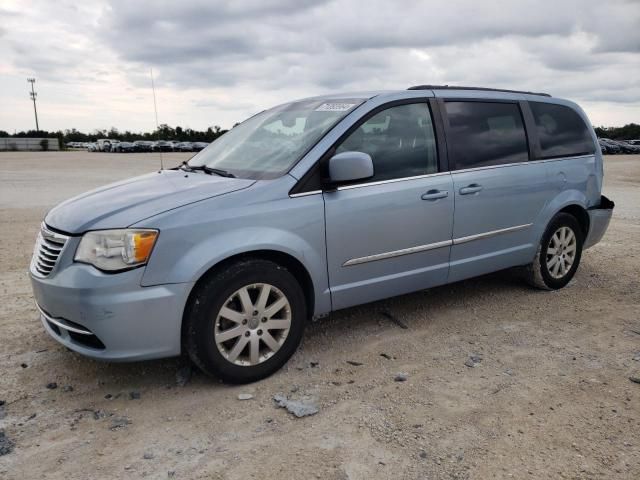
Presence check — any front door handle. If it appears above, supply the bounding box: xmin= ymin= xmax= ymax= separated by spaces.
xmin=421 ymin=189 xmax=449 ymax=201
xmin=459 ymin=184 xmax=483 ymax=195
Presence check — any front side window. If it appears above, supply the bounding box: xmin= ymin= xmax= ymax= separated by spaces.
xmin=444 ymin=101 xmax=529 ymax=170
xmin=190 ymin=98 xmax=364 ymax=179
xmin=529 ymin=102 xmax=595 ymax=158
xmin=336 ymin=103 xmax=438 ymax=182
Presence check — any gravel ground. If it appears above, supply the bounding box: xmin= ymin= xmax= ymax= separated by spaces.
xmin=0 ymin=152 xmax=639 ymax=479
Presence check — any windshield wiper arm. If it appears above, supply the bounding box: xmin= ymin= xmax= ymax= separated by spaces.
xmin=204 ymin=167 xmax=236 ymax=178
xmin=179 ymin=161 xmax=235 ymax=178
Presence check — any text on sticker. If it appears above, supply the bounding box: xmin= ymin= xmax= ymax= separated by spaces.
xmin=315 ymin=103 xmax=356 ymax=112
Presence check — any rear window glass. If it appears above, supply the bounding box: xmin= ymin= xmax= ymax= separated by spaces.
xmin=444 ymin=101 xmax=529 ymax=170
xmin=529 ymin=102 xmax=595 ymax=158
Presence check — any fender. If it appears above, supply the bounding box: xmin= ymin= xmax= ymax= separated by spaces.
xmin=137 ymin=184 xmax=332 ymax=317
xmin=152 ymin=226 xmax=329 ymax=314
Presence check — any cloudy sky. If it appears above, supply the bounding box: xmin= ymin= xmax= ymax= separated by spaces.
xmin=0 ymin=0 xmax=638 ymax=133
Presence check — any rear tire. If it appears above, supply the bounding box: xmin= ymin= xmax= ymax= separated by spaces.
xmin=525 ymin=213 xmax=584 ymax=290
xmin=184 ymin=259 xmax=306 ymax=384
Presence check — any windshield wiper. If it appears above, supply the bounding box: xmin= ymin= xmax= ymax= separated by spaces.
xmin=204 ymin=167 xmax=236 ymax=178
xmin=179 ymin=161 xmax=235 ymax=178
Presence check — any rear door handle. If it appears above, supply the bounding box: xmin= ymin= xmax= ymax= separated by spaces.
xmin=421 ymin=189 xmax=449 ymax=201
xmin=459 ymin=184 xmax=483 ymax=195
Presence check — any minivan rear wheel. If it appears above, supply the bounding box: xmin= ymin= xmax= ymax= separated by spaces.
xmin=525 ymin=212 xmax=584 ymax=290
xmin=184 ymin=259 xmax=306 ymax=384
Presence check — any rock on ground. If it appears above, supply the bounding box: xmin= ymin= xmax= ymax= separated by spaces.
xmin=273 ymin=394 xmax=319 ymax=418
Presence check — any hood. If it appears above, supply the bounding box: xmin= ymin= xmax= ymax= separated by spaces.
xmin=45 ymin=169 xmax=255 ymax=233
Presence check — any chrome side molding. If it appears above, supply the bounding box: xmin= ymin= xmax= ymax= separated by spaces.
xmin=343 ymin=223 xmax=533 ymax=266
xmin=452 ymin=223 xmax=532 ymax=245
xmin=343 ymin=239 xmax=452 ymax=266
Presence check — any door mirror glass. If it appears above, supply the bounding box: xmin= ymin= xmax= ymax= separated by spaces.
xmin=328 ymin=151 xmax=374 ymax=184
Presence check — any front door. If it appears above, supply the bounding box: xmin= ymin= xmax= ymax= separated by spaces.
xmin=323 ymin=102 xmax=454 ymax=310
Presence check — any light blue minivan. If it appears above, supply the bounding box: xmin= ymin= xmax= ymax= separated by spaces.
xmin=30 ymin=86 xmax=614 ymax=383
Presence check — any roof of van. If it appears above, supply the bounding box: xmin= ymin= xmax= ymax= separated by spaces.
xmin=407 ymin=85 xmax=551 ymax=97
xmin=298 ymin=87 xmax=586 ymax=112
xmin=304 ymin=86 xmax=553 ymax=102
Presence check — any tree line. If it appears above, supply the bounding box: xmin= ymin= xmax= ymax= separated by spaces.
xmin=0 ymin=124 xmax=229 ymax=145
xmin=1 ymin=122 xmax=639 ymax=144
xmin=593 ymin=123 xmax=640 ymax=140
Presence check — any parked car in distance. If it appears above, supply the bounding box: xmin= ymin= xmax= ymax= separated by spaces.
xmin=96 ymin=139 xmax=112 ymax=152
xmin=87 ymin=142 xmax=98 ymax=152
xmin=192 ymin=142 xmax=209 ymax=152
xmin=598 ymin=138 xmax=611 ymax=154
xmin=30 ymin=85 xmax=614 ymax=384
xmin=133 ymin=140 xmax=154 ymax=152
xmin=152 ymin=140 xmax=174 ymax=152
xmin=599 ymin=138 xmax=621 ymax=154
xmin=175 ymin=141 xmax=194 ymax=152
xmin=101 ymin=139 xmax=120 ymax=152
xmin=112 ymin=141 xmax=136 ymax=153
xmin=611 ymin=140 xmax=640 ymax=154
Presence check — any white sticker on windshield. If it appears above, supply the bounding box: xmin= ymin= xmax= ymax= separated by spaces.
xmin=315 ymin=103 xmax=356 ymax=112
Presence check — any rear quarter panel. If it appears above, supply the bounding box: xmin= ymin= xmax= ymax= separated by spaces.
xmin=531 ymin=154 xmax=600 ymax=248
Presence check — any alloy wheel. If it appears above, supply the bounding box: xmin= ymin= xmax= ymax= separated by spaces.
xmin=546 ymin=226 xmax=577 ymax=279
xmin=214 ymin=283 xmax=292 ymax=366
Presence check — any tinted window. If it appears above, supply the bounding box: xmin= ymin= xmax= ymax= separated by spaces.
xmin=530 ymin=102 xmax=595 ymax=158
xmin=444 ymin=101 xmax=529 ymax=170
xmin=336 ymin=103 xmax=438 ymax=182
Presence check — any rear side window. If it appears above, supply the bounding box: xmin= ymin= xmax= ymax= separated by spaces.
xmin=444 ymin=101 xmax=529 ymax=170
xmin=529 ymin=102 xmax=595 ymax=158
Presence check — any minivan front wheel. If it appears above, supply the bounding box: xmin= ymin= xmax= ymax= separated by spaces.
xmin=185 ymin=259 xmax=306 ymax=383
xmin=214 ymin=283 xmax=292 ymax=367
xmin=525 ymin=212 xmax=584 ymax=290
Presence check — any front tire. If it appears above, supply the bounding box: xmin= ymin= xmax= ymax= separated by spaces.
xmin=184 ymin=259 xmax=306 ymax=384
xmin=525 ymin=213 xmax=584 ymax=290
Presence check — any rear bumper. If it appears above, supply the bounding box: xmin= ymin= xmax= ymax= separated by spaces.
xmin=584 ymin=195 xmax=614 ymax=249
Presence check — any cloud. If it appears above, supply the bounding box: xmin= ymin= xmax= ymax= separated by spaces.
xmin=95 ymin=0 xmax=640 ymax=97
xmin=0 ymin=0 xmax=638 ymax=131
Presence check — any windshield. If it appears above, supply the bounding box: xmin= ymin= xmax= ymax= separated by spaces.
xmin=188 ymin=98 xmax=364 ymax=179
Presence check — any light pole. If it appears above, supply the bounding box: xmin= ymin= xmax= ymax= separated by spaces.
xmin=27 ymin=78 xmax=39 ymax=131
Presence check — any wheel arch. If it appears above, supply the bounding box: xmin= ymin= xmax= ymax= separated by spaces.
xmin=535 ymin=190 xmax=591 ymax=246
xmin=557 ymin=204 xmax=590 ymax=238
xmin=181 ymin=249 xmax=316 ymax=349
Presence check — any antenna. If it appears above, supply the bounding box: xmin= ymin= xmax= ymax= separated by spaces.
xmin=150 ymin=68 xmax=163 ymax=170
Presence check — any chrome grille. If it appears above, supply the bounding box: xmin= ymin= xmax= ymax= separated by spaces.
xmin=31 ymin=224 xmax=69 ymax=277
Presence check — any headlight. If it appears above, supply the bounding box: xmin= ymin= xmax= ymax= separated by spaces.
xmin=75 ymin=229 xmax=159 ymax=271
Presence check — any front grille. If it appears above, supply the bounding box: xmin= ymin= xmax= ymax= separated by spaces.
xmin=31 ymin=224 xmax=69 ymax=277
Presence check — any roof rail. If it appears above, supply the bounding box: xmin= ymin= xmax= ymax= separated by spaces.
xmin=407 ymin=85 xmax=551 ymax=97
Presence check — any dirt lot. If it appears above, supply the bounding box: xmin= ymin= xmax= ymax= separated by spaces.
xmin=1 ymin=152 xmax=639 ymax=479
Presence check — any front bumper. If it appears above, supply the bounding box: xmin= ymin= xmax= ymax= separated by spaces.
xmin=584 ymin=195 xmax=614 ymax=250
xmin=30 ymin=262 xmax=193 ymax=362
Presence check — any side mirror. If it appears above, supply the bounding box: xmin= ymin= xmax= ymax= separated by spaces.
xmin=328 ymin=151 xmax=374 ymax=184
